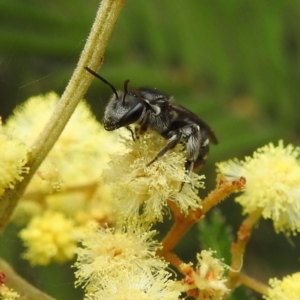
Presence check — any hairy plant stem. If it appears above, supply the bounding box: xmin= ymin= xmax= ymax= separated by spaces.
xmin=0 ymin=0 xmax=125 ymax=234
xmin=157 ymin=177 xmax=246 ymax=271
xmin=226 ymin=208 xmax=263 ymax=292
xmin=163 ymin=177 xmax=246 ymax=253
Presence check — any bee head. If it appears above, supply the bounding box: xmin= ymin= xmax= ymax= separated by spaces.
xmin=85 ymin=66 xmax=145 ymax=131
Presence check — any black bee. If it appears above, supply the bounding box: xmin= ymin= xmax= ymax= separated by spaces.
xmin=85 ymin=66 xmax=218 ymax=174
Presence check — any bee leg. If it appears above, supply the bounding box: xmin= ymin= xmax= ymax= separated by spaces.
xmin=125 ymin=126 xmax=135 ymax=141
xmin=146 ymin=132 xmax=181 ymax=167
xmin=179 ymin=160 xmax=194 ymax=192
xmin=178 ymin=124 xmax=201 ymax=192
xmin=184 ymin=160 xmax=194 ymax=175
xmin=138 ymin=110 xmax=150 ymax=134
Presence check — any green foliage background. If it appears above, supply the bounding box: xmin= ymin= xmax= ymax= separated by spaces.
xmin=1 ymin=1 xmax=300 ymax=299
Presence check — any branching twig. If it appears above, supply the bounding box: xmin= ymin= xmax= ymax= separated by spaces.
xmin=157 ymin=177 xmax=246 ymax=272
xmin=160 ymin=177 xmax=246 ymax=254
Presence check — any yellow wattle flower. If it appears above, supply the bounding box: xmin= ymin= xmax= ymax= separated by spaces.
xmin=217 ymin=141 xmax=300 ymax=235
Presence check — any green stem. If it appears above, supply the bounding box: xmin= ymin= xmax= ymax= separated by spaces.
xmin=239 ymin=273 xmax=269 ymax=296
xmin=0 ymin=258 xmax=56 ymax=300
xmin=0 ymin=0 xmax=125 ymax=234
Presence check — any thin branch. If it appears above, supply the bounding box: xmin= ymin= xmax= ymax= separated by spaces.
xmin=226 ymin=208 xmax=263 ymax=291
xmin=22 ymin=182 xmax=98 ymax=203
xmin=0 ymin=0 xmax=125 ymax=234
xmin=162 ymin=251 xmax=185 ymax=273
xmin=158 ymin=177 xmax=246 ymax=255
xmin=239 ymin=273 xmax=269 ymax=296
xmin=0 ymin=258 xmax=56 ymax=300
xmin=202 ymin=176 xmax=246 ymax=214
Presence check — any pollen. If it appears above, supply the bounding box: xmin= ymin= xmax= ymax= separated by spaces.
xmin=19 ymin=211 xmax=80 ymax=265
xmin=5 ymin=92 xmax=124 ymax=194
xmin=102 ymin=131 xmax=205 ymax=221
xmin=217 ymin=141 xmax=300 ymax=235
xmin=0 ymin=284 xmax=20 ymax=300
xmin=193 ymin=250 xmax=229 ymax=300
xmin=264 ymin=272 xmax=300 ymax=300
xmin=0 ymin=120 xmax=29 ymax=196
xmin=5 ymin=92 xmax=124 ymax=228
xmin=82 ymin=270 xmax=180 ymax=300
xmin=74 ymin=221 xmax=167 ymax=290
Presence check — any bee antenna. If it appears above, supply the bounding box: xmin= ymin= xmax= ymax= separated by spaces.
xmin=84 ymin=66 xmax=118 ymax=98
xmin=122 ymin=79 xmax=130 ymax=104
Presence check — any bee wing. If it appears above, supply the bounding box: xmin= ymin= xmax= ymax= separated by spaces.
xmin=171 ymin=103 xmax=219 ymax=145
